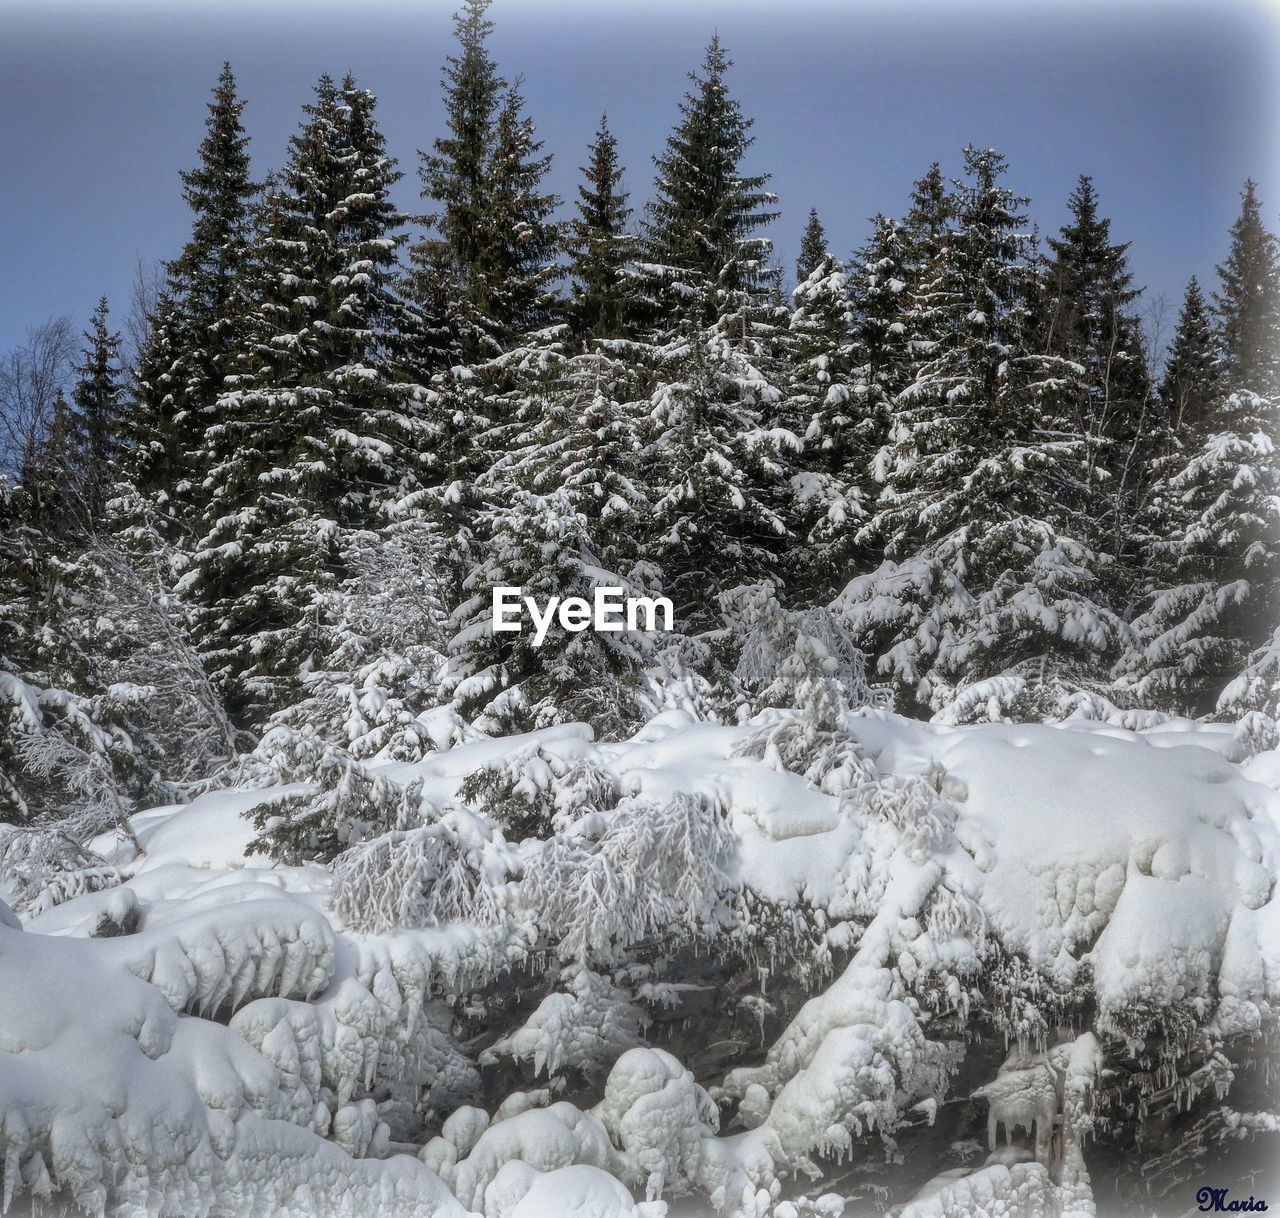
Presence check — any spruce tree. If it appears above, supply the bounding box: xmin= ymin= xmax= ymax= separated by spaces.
xmin=510 ymin=346 xmax=650 ymax=554
xmin=785 ymin=213 xmax=912 ymax=600
xmin=126 ymin=64 xmax=256 ymax=536
xmin=1214 ymin=179 xmax=1278 ymax=397
xmin=637 ymin=306 xmax=793 ymax=634
xmin=901 ymin=163 xmax=953 ymax=277
xmin=414 ymin=1 xmax=559 ymax=359
xmin=68 ymin=298 xmax=125 ymax=527
xmin=894 ymin=163 xmax=955 ymax=367
xmin=1041 ymin=175 xmax=1152 ymax=543
xmin=17 ymin=390 xmax=76 ymax=533
xmin=1042 ymin=176 xmax=1145 ymax=390
xmin=850 ymin=213 xmax=912 ymax=471
xmin=795 ymin=208 xmax=829 ymax=286
xmin=782 ymin=249 xmax=865 ymax=598
xmin=641 ymin=36 xmax=779 ymax=322
xmin=1124 ymin=187 xmax=1279 ymax=714
xmin=480 ymin=81 xmax=561 ymax=342
xmin=1159 ymin=277 xmax=1220 ymax=435
xmin=416 ymin=0 xmax=503 ymax=303
xmin=566 ymin=116 xmax=637 ymax=340
xmin=844 ymin=149 xmax=1125 ymax=717
xmin=184 ymin=75 xmax=434 ymax=724
xmin=444 ymin=353 xmax=655 ymax=735
xmin=626 ymin=36 xmax=797 ymax=637
xmin=1125 ymin=386 xmax=1279 ymax=714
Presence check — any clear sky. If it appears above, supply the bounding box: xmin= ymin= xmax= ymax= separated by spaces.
xmin=1 ymin=0 xmax=1278 ymax=354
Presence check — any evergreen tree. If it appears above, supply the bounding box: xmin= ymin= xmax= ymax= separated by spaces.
xmin=637 ymin=304 xmax=794 ymax=634
xmin=1042 ymin=177 xmax=1145 ymax=391
xmin=1 ymin=486 xmax=232 ymax=832
xmin=641 ymin=36 xmax=779 ymax=323
xmin=68 ymin=298 xmax=125 ymax=526
xmin=894 ymin=163 xmax=955 ymax=371
xmin=1214 ymin=179 xmax=1279 ymax=397
xmin=414 ymin=1 xmax=559 ymax=358
xmin=1158 ymin=277 xmax=1220 ymax=436
xmin=795 ymin=208 xmax=828 ymax=286
xmin=850 ymin=213 xmax=912 ymax=473
xmin=844 ymin=149 xmax=1125 ymax=717
xmin=783 ymin=213 xmax=913 ymax=600
xmin=625 ymin=36 xmax=796 ymax=636
xmin=416 ymin=0 xmax=503 ymax=305
xmin=510 ymin=346 xmax=651 ymax=557
xmin=184 ymin=75 xmax=434 ymax=724
xmin=442 ymin=338 xmax=645 ymax=726
xmin=1125 ymin=277 xmax=1223 ymax=624
xmin=900 ymin=163 xmax=953 ymax=279
xmin=480 ymin=81 xmax=561 ymax=342
xmin=1124 ymin=188 xmax=1279 ymax=714
xmin=126 ymin=64 xmax=256 ymax=536
xmin=17 ymin=390 xmax=76 ymax=533
xmin=566 ymin=116 xmax=637 ymax=340
xmin=782 ymin=250 xmax=865 ymax=598
xmin=1125 ymin=386 xmax=1279 ymax=714
xmin=1042 ymin=177 xmax=1153 ymax=574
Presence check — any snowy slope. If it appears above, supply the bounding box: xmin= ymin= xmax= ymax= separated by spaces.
xmin=2 ymin=708 xmax=1278 ymax=1217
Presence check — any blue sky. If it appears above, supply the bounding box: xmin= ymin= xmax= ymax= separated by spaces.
xmin=1 ymin=0 xmax=1278 ymax=354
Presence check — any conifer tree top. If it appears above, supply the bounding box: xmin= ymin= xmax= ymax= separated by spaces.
xmin=1214 ymin=178 xmax=1278 ymax=395
xmin=642 ymin=35 xmax=779 ymax=306
xmin=1046 ymin=173 xmax=1138 ymax=310
xmin=173 ymin=63 xmax=255 ymax=274
xmin=1159 ymin=274 xmax=1220 ymax=437
xmin=567 ymin=114 xmax=637 ymax=341
xmin=796 ymin=208 xmax=829 ymax=287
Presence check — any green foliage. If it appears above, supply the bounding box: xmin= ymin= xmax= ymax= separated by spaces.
xmin=125 ymin=64 xmax=257 ymax=539
xmin=641 ymin=36 xmax=780 ymax=322
xmin=414 ymin=1 xmax=560 ymax=359
xmin=567 ymin=117 xmax=638 ymax=340
xmin=795 ymin=208 xmax=828 ymax=287
xmin=246 ymin=728 xmax=425 ymax=863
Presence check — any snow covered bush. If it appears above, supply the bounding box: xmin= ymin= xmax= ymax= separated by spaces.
xmin=267 ymin=523 xmax=451 ymax=762
xmin=459 ymin=743 xmax=621 ymax=840
xmin=246 ymin=728 xmax=426 ymax=862
xmin=718 ymin=583 xmax=888 ymax=723
xmin=521 ymin=792 xmax=738 ymax=965
xmin=0 ymin=821 xmax=121 ymax=914
xmin=485 ymin=966 xmax=648 ymax=1083
xmin=1220 ymin=626 xmax=1280 ymax=722
xmin=330 ymin=810 xmax=508 ymax=933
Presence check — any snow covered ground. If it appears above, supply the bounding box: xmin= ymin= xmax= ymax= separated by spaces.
xmin=2 ymin=707 xmax=1279 ymax=1217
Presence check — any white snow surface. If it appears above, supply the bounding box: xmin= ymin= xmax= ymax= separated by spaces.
xmin=2 ymin=708 xmax=1278 ymax=1216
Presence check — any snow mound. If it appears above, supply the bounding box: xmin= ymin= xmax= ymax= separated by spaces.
xmin=0 ymin=922 xmax=464 ymax=1218
xmin=487 ymin=1163 xmax=667 ymax=1218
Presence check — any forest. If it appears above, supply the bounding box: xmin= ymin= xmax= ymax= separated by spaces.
xmin=0 ymin=1 xmax=1278 ymax=1216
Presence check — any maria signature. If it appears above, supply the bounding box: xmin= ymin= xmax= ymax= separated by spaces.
xmin=1198 ymin=1187 xmax=1269 ymax=1213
